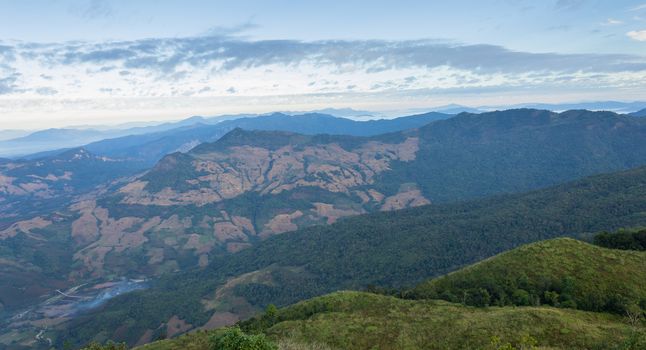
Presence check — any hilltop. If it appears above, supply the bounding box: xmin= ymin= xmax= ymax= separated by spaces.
xmin=410 ymin=238 xmax=646 ymax=314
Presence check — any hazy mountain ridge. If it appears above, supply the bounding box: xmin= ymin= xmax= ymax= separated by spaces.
xmin=0 ymin=112 xmax=450 ymax=221
xmin=631 ymin=108 xmax=646 ymax=117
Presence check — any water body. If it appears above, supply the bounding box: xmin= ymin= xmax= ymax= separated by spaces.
xmin=71 ymin=279 xmax=148 ymax=313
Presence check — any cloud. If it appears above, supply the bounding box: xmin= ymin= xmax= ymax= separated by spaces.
xmin=627 ymin=30 xmax=646 ymax=41
xmin=0 ymin=73 xmax=20 ymax=95
xmin=0 ymin=32 xmax=645 ymax=124
xmin=601 ymin=18 xmax=623 ymax=26
xmin=69 ymin=0 xmax=114 ymax=19
xmin=630 ymin=3 xmax=646 ymax=11
xmin=35 ymin=87 xmax=58 ymax=95
xmin=202 ymin=21 xmax=258 ymax=37
xmin=12 ymin=35 xmax=646 ymax=77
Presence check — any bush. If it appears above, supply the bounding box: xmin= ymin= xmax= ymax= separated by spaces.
xmin=210 ymin=327 xmax=277 ymax=350
xmin=80 ymin=341 xmax=127 ymax=350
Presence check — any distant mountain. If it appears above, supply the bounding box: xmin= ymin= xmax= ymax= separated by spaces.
xmin=1 ymin=112 xmax=451 ymax=219
xmin=0 ymin=147 xmax=143 ymax=221
xmin=24 ymin=112 xmax=452 ymax=165
xmin=430 ymin=104 xmax=485 ymax=114
xmin=55 ymin=165 xmax=646 ymax=347
xmin=281 ymin=107 xmax=380 ymax=119
xmin=505 ymin=101 xmax=646 ymax=113
xmin=631 ymin=108 xmax=646 ymax=117
xmin=0 ymin=128 xmax=110 ymax=156
xmin=0 ymin=115 xmax=247 ymax=158
xmin=0 ymin=129 xmax=30 ymax=142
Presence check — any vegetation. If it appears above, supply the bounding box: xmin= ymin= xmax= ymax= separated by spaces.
xmin=209 ymin=327 xmax=276 ymax=350
xmin=375 ymin=109 xmax=646 ymax=202
xmin=140 ymin=291 xmax=646 ymax=350
xmin=594 ymin=228 xmax=646 ymax=251
xmin=409 ymin=238 xmax=646 ymax=316
xmin=80 ymin=341 xmax=127 ymax=350
xmin=59 ymin=165 xmax=646 ymax=347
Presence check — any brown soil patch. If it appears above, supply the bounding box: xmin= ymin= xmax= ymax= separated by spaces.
xmin=0 ymin=217 xmax=52 ymax=239
xmin=166 ymin=315 xmax=192 ymax=338
xmin=135 ymin=329 xmax=154 ymax=347
xmin=201 ymin=312 xmax=239 ymax=330
xmin=312 ymin=203 xmax=362 ymax=224
xmin=214 ymin=222 xmax=248 ymax=242
xmin=261 ymin=210 xmax=303 ymax=237
xmin=381 ymin=187 xmax=430 ymax=211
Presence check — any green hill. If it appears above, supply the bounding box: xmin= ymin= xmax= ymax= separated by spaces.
xmin=56 ymin=166 xmax=646 ymax=347
xmin=136 ymin=291 xmax=644 ymax=350
xmin=409 ymin=238 xmax=646 ymax=314
xmin=135 ymin=237 xmax=646 ymax=350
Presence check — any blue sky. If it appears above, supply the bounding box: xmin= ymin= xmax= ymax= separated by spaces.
xmin=0 ymin=0 xmax=645 ymax=128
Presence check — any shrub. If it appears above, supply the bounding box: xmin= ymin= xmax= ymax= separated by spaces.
xmin=210 ymin=327 xmax=277 ymax=350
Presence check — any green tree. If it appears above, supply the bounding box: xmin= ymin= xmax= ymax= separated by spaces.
xmin=512 ymin=289 xmax=531 ymax=306
xmin=80 ymin=341 xmax=127 ymax=350
xmin=210 ymin=327 xmax=277 ymax=350
xmin=543 ymin=291 xmax=559 ymax=306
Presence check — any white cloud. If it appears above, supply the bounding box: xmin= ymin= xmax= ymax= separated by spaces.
xmin=0 ymin=34 xmax=646 ymax=129
xmin=630 ymin=3 xmax=646 ymax=11
xmin=601 ymin=18 xmax=623 ymax=26
xmin=627 ymin=30 xmax=646 ymax=41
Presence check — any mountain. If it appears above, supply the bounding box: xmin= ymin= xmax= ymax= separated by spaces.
xmin=281 ymin=108 xmax=380 ymax=119
xmin=0 ymin=148 xmax=143 ymax=221
xmin=1 ymin=112 xmax=450 ymax=219
xmin=2 ymin=109 xmax=646 ymax=314
xmin=0 ymin=129 xmax=110 ymax=157
xmin=0 ymin=114 xmax=245 ymax=158
xmin=502 ymin=101 xmax=646 ymax=114
xmin=25 ymin=112 xmax=451 ymax=164
xmin=631 ymin=108 xmax=646 ymax=117
xmin=48 ymin=165 xmax=646 ymax=347
xmin=410 ymin=238 xmax=646 ymax=313
xmin=430 ymin=103 xmax=485 ymax=114
xmin=0 ymin=130 xmax=30 ymax=142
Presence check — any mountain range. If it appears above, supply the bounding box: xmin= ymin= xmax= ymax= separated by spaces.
xmin=54 ymin=164 xmax=646 ymax=348
xmin=0 ymin=112 xmax=450 ymax=222
xmin=2 ymin=108 xmax=646 ymax=349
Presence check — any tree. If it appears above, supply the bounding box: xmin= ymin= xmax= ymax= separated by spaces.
xmin=210 ymin=327 xmax=277 ymax=350
xmin=512 ymin=289 xmax=530 ymax=306
xmin=543 ymin=291 xmax=559 ymax=306
xmin=80 ymin=341 xmax=127 ymax=350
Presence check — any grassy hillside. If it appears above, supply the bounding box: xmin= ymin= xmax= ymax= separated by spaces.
xmin=57 ymin=166 xmax=646 ymax=347
xmin=137 ymin=291 xmax=644 ymax=350
xmin=410 ymin=238 xmax=646 ymax=314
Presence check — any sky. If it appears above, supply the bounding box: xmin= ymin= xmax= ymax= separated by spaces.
xmin=0 ymin=0 xmax=645 ymax=129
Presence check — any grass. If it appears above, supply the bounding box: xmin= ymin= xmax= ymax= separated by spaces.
xmin=410 ymin=238 xmax=646 ymax=313
xmin=138 ymin=291 xmax=644 ymax=350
